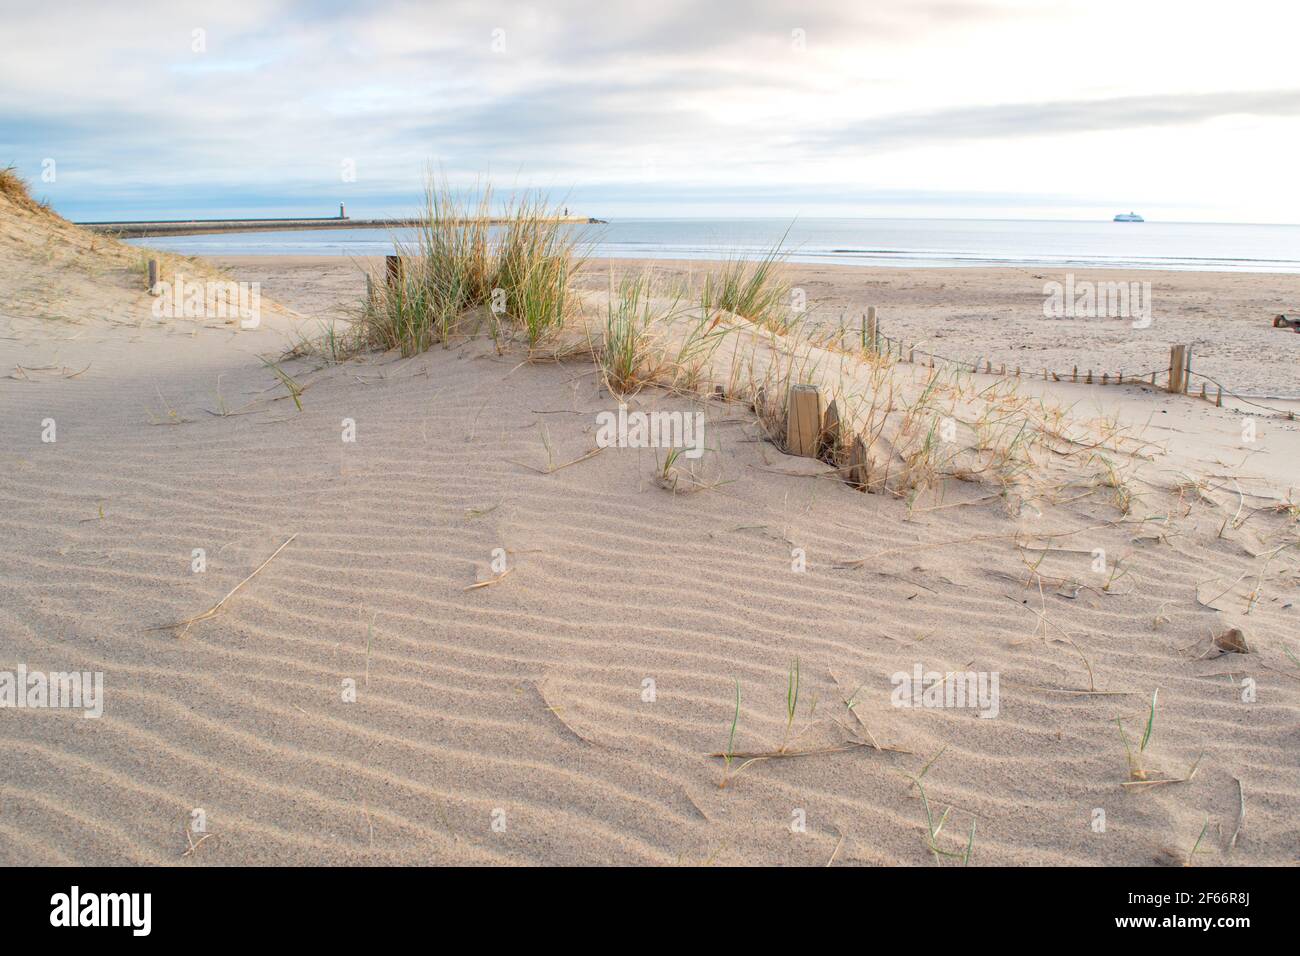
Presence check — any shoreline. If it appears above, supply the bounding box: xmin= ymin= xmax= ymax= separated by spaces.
xmin=153 ymin=245 xmax=1300 ymax=275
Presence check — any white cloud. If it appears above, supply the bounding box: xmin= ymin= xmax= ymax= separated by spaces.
xmin=2 ymin=0 xmax=1298 ymax=220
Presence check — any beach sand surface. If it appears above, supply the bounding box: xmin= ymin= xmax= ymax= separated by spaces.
xmin=3 ymin=228 xmax=1298 ymax=866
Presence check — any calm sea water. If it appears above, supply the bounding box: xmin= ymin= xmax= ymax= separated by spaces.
xmin=128 ymin=218 xmax=1300 ymax=273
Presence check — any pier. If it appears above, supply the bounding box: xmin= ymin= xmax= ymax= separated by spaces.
xmin=76 ymin=207 xmax=606 ymax=238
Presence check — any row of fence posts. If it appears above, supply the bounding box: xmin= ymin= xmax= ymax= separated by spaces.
xmin=843 ymin=308 xmax=1224 ymax=408
xmin=781 ymin=316 xmax=1252 ymax=463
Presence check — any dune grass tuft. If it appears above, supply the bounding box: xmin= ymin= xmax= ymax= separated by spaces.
xmin=361 ymin=177 xmax=586 ymax=356
xmin=0 ymin=165 xmax=52 ymax=216
xmin=700 ymin=236 xmax=794 ymax=332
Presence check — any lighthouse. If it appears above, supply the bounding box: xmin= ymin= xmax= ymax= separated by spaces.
xmin=339 ymin=202 xmax=347 ymax=219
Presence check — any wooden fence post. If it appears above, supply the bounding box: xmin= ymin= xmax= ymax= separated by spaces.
xmin=865 ymin=306 xmax=878 ymax=352
xmin=385 ymin=254 xmax=405 ymax=289
xmin=786 ymin=385 xmax=822 ymax=458
xmin=821 ymin=399 xmax=840 ymax=459
xmin=848 ymin=436 xmax=869 ymax=489
xmin=1168 ymin=345 xmax=1188 ymax=394
xmin=147 ymin=258 xmax=159 ymax=295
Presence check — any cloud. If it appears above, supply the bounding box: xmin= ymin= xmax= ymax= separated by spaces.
xmin=811 ymin=88 xmax=1300 ymax=154
xmin=1 ymin=0 xmax=1297 ymax=220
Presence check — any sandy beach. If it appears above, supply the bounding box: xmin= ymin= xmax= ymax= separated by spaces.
xmin=3 ymin=192 xmax=1299 ymax=868
xmin=225 ymin=255 xmax=1300 ymax=401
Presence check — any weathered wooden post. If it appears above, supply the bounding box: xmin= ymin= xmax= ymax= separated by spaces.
xmin=147 ymin=258 xmax=159 ymax=295
xmin=385 ymin=254 xmax=405 ymax=289
xmin=865 ymin=306 xmax=878 ymax=352
xmin=786 ymin=385 xmax=822 ymax=458
xmin=848 ymin=436 xmax=869 ymax=489
xmin=1168 ymin=345 xmax=1188 ymax=394
xmin=821 ymin=399 xmax=840 ymax=459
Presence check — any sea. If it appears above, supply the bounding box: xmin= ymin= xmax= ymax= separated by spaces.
xmin=127 ymin=217 xmax=1300 ymax=273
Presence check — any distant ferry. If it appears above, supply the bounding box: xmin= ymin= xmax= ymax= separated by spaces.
xmin=1113 ymin=211 xmax=1144 ymax=222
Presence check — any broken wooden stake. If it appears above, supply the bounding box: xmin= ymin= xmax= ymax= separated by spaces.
xmin=821 ymin=399 xmax=841 ymax=459
xmin=848 ymin=436 xmax=869 ymax=489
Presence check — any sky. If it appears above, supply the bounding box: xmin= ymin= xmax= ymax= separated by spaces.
xmin=3 ymin=0 xmax=1300 ymax=223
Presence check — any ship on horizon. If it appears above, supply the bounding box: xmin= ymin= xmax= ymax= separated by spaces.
xmin=1113 ymin=211 xmax=1144 ymax=222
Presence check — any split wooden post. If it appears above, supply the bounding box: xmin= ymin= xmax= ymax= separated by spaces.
xmin=365 ymin=272 xmax=374 ymax=305
xmin=147 ymin=258 xmax=159 ymax=295
xmin=821 ymin=399 xmax=841 ymax=459
xmin=1168 ymin=345 xmax=1188 ymax=394
xmin=848 ymin=436 xmax=869 ymax=489
xmin=865 ymin=306 xmax=878 ymax=352
xmin=786 ymin=384 xmax=822 ymax=458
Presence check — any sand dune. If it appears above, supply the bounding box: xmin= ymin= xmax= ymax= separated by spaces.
xmin=2 ymin=204 xmax=1298 ymax=866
